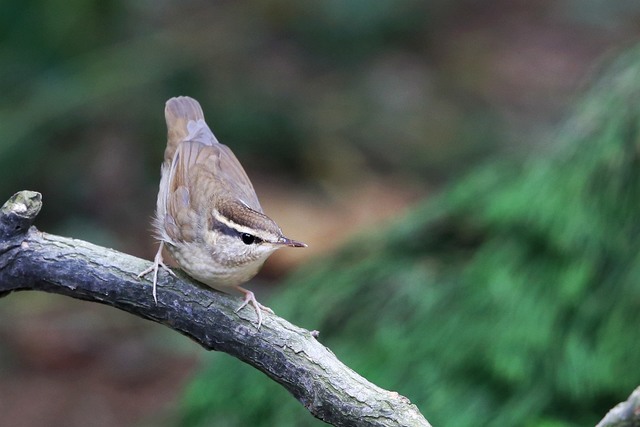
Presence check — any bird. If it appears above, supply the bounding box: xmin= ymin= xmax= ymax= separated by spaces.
xmin=139 ymin=96 xmax=306 ymax=328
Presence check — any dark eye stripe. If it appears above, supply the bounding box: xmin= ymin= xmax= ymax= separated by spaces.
xmin=211 ymin=218 xmax=239 ymax=238
xmin=211 ymin=213 xmax=266 ymax=244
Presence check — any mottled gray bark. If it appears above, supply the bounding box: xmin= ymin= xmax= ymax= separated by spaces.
xmin=597 ymin=386 xmax=640 ymax=427
xmin=0 ymin=191 xmax=430 ymax=427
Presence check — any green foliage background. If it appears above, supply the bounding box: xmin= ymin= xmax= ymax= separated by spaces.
xmin=2 ymin=1 xmax=640 ymax=426
xmin=0 ymin=0 xmax=505 ymax=251
xmin=180 ymin=45 xmax=640 ymax=427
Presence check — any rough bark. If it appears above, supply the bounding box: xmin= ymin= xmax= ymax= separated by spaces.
xmin=597 ymin=386 xmax=640 ymax=427
xmin=0 ymin=190 xmax=431 ymax=427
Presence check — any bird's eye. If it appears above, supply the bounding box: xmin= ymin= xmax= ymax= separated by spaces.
xmin=241 ymin=233 xmax=256 ymax=245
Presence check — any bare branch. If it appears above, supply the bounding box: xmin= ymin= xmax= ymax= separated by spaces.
xmin=0 ymin=191 xmax=431 ymax=427
xmin=597 ymin=386 xmax=640 ymax=427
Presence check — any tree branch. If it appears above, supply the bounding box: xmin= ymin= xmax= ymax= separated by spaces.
xmin=597 ymin=386 xmax=640 ymax=427
xmin=0 ymin=191 xmax=430 ymax=427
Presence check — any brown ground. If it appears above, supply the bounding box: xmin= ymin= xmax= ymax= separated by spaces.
xmin=0 ymin=295 xmax=199 ymax=427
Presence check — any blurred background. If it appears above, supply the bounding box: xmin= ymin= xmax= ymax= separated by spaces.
xmin=2 ymin=1 xmax=640 ymax=426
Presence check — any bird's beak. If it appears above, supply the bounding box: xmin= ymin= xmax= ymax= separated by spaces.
xmin=279 ymin=237 xmax=307 ymax=248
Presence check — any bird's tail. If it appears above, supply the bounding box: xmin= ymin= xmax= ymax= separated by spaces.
xmin=163 ymin=96 xmax=217 ymax=164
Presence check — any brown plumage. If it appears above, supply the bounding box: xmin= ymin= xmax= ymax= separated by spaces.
xmin=139 ymin=96 xmax=306 ymax=329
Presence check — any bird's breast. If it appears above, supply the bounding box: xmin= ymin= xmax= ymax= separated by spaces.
xmin=166 ymin=241 xmax=264 ymax=291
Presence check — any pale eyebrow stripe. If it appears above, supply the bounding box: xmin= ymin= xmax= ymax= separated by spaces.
xmin=211 ymin=210 xmax=272 ymax=241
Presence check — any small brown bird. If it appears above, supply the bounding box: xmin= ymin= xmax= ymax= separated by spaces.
xmin=139 ymin=96 xmax=306 ymax=328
